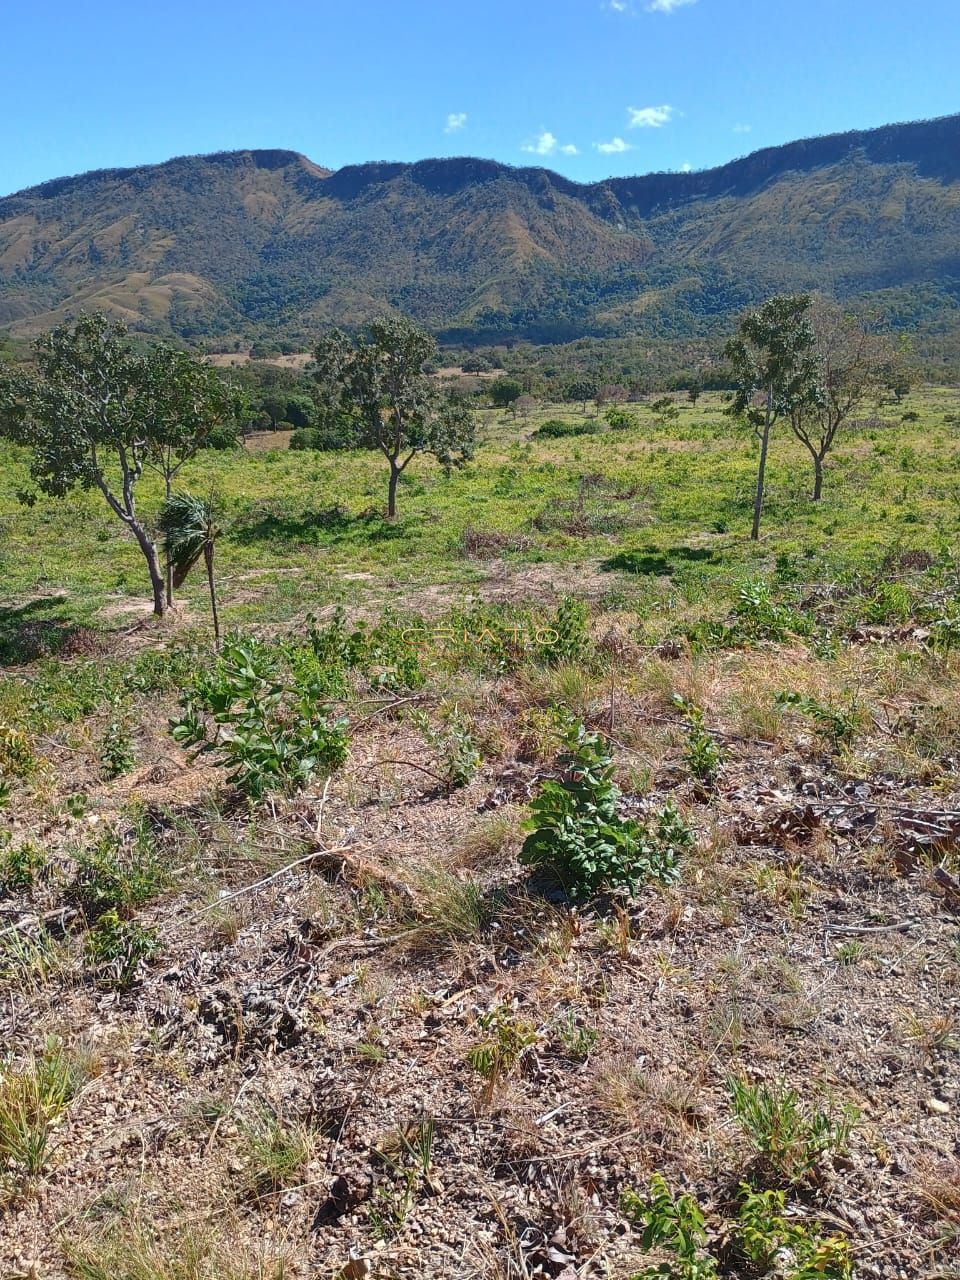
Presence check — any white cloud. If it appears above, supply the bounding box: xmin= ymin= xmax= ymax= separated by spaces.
xmin=680 ymin=161 xmax=692 ymax=172
xmin=595 ymin=136 xmax=632 ymax=154
xmin=444 ymin=112 xmax=467 ymax=133
xmin=608 ymin=0 xmax=696 ymax=13
xmin=628 ymin=104 xmax=674 ymax=129
xmin=733 ymin=123 xmax=752 ymax=135
xmin=647 ymin=0 xmax=697 ymax=12
xmin=522 ymin=130 xmax=578 ymax=157
xmin=522 ymin=130 xmax=558 ymax=155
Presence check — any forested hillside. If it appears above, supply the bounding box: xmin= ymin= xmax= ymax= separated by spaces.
xmin=1 ymin=115 xmax=960 ymax=359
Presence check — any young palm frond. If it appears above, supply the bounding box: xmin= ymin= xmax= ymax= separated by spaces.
xmin=158 ymin=493 xmax=222 ymax=646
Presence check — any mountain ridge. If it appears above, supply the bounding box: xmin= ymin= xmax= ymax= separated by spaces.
xmin=8 ymin=111 xmax=960 ymax=206
xmin=2 ymin=112 xmax=960 ymax=351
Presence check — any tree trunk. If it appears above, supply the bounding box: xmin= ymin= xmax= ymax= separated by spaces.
xmin=387 ymin=461 xmax=400 ymax=520
xmin=164 ymin=476 xmax=174 ymax=608
xmin=204 ymin=542 xmax=220 ymax=649
xmin=812 ymin=454 xmax=824 ymax=501
xmin=751 ymin=388 xmax=773 ymax=541
xmin=132 ymin=523 xmax=166 ymax=617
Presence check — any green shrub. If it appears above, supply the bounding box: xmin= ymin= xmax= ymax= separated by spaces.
xmin=928 ymin=608 xmax=960 ymax=649
xmin=71 ymin=826 xmax=166 ymax=922
xmin=412 ymin=706 xmax=481 ymax=791
xmin=288 ymin=427 xmax=321 ymax=450
xmin=0 ymin=841 xmax=45 ymax=895
xmin=863 ymin=581 xmax=913 ymax=624
xmin=307 ymin=608 xmax=424 ymax=691
xmin=621 ymin=1174 xmax=854 ymax=1280
xmin=534 ymin=418 xmax=598 ymax=438
xmin=520 ymin=722 xmax=691 ymax=898
xmin=466 ymin=1002 xmax=538 ymax=1085
xmin=99 ymin=695 xmax=135 ymax=779
xmin=536 ymin=596 xmax=592 ymax=666
xmin=673 ymin=695 xmax=724 ymax=786
xmin=649 ymin=395 xmax=680 ymax=426
xmin=125 ymin=639 xmax=207 ymax=694
xmin=172 ymin=633 xmax=350 ymax=799
xmin=204 ymin=424 xmax=242 ymax=450
xmin=288 ymin=420 xmax=359 ymax=451
xmin=735 ymin=580 xmax=812 ymax=643
xmin=28 ymin=660 xmax=123 ymax=729
xmin=621 ymin=1172 xmax=712 ymax=1279
xmin=434 ymin=600 xmax=591 ymax=675
xmin=0 ymin=725 xmax=35 ymax=802
xmin=774 ymin=691 xmax=860 ymax=751
xmin=605 ymin=406 xmax=635 ymax=430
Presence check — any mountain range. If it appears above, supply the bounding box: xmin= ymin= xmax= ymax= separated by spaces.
xmin=2 ymin=113 xmax=960 ymax=353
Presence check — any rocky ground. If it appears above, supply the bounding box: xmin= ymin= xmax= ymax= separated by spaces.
xmin=1 ymin=619 xmax=959 ymax=1280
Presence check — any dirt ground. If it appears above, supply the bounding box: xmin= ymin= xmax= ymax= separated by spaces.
xmin=2 ymin=624 xmax=959 ymax=1279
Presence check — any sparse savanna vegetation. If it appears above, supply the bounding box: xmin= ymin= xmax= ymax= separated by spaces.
xmin=0 ymin=297 xmax=959 ymax=1280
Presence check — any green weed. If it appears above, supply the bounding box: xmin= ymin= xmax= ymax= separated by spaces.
xmin=0 ymin=840 xmax=46 ymax=894
xmin=466 ymin=1002 xmax=538 ymax=1088
xmin=0 ymin=1037 xmax=88 ymax=1191
xmin=621 ymin=1174 xmax=854 ymax=1280
xmin=171 ymin=633 xmax=349 ymax=798
xmin=83 ymin=911 xmax=159 ymax=989
xmin=728 ymin=1076 xmax=857 ymax=1184
xmin=520 ymin=721 xmax=691 ymax=898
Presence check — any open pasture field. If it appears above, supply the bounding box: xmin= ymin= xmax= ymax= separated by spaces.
xmin=1 ymin=388 xmax=959 ymax=1279
xmin=2 ymin=387 xmax=960 ymax=640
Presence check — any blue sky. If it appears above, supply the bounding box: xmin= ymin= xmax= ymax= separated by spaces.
xmin=4 ymin=0 xmax=959 ymax=195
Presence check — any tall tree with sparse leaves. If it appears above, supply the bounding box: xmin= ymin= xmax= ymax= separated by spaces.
xmin=724 ymin=294 xmax=822 ymax=539
xmin=788 ymin=299 xmax=889 ymax=500
xmin=0 ymin=312 xmax=241 ymax=617
xmin=313 ymin=317 xmax=475 ymax=519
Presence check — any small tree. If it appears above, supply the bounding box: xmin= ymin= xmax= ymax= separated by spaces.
xmin=282 ymin=392 xmax=317 ymax=429
xmin=565 ymin=377 xmax=599 ymax=414
xmin=788 ymin=301 xmax=889 ymax=500
xmin=605 ymin=405 xmax=635 ymax=430
xmin=158 ymin=493 xmax=222 ymax=648
xmin=0 ymin=313 xmax=239 ymax=617
xmin=650 ymin=396 xmax=680 ymax=428
xmin=515 ymin=394 xmax=537 ymax=421
xmin=462 ymin=354 xmax=494 ymax=374
xmin=489 ymin=377 xmax=523 ymax=410
xmin=724 ymin=295 xmax=821 ymax=540
xmin=314 ymin=318 xmax=476 ymax=520
xmin=596 ymin=383 xmax=628 ymax=410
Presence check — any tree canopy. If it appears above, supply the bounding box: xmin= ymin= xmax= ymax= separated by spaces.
xmin=0 ymin=312 xmax=242 ymax=616
xmin=724 ymin=295 xmax=821 ymax=539
xmin=313 ymin=317 xmax=476 ymax=519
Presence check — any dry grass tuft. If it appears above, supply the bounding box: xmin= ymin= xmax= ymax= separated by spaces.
xmin=63 ymin=1218 xmax=293 ymax=1280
